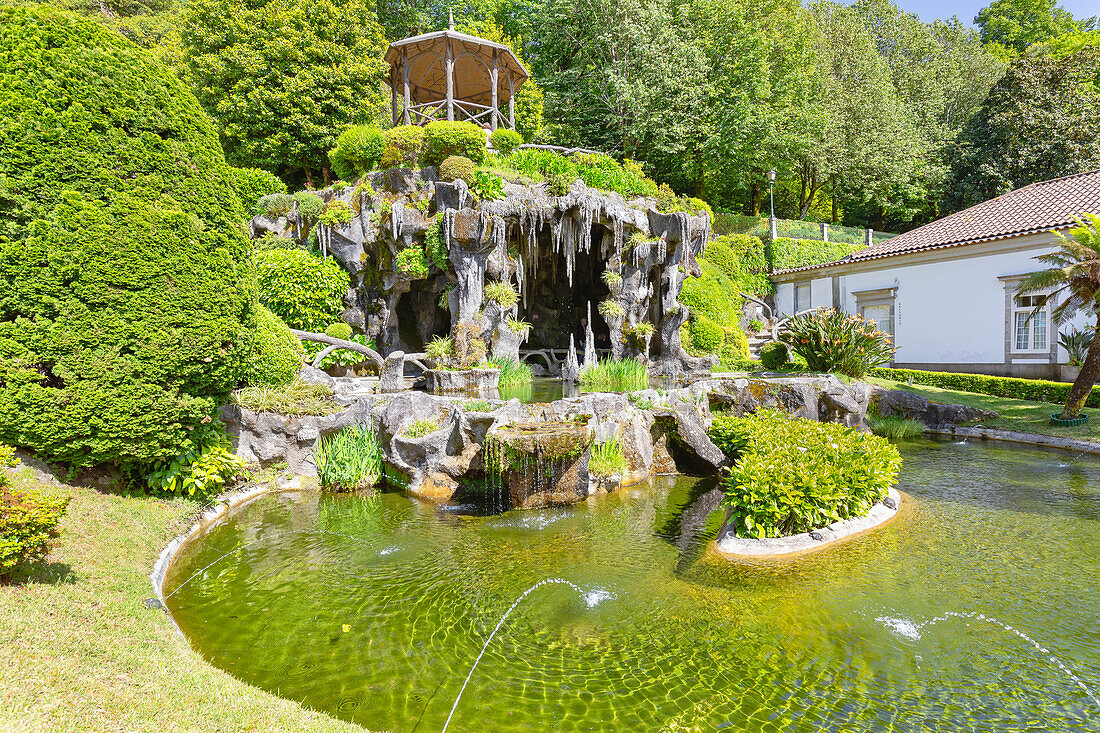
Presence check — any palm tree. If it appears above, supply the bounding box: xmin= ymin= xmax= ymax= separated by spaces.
xmin=1017 ymin=213 xmax=1100 ymax=419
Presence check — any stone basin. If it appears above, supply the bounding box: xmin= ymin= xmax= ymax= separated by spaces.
xmin=486 ymin=420 xmax=591 ymax=508
xmin=424 ymin=367 xmax=500 ymax=393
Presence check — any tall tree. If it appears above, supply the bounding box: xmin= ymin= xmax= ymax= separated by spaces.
xmin=181 ymin=0 xmax=389 ymax=185
xmin=946 ymin=46 xmax=1100 ymax=210
xmin=975 ymin=0 xmax=1079 ymax=54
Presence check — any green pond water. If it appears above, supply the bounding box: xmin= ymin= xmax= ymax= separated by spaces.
xmin=164 ymin=438 xmax=1100 ymax=732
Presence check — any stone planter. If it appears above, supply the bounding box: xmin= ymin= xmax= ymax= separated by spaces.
xmin=424 ymin=367 xmax=500 ymax=392
xmin=1060 ymin=364 xmax=1082 ymax=383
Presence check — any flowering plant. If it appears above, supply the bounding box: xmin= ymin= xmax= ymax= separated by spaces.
xmin=781 ymin=308 xmax=894 ymax=377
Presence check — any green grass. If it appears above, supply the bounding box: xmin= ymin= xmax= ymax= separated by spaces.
xmin=232 ymin=377 xmax=342 ymax=416
xmin=402 ymin=419 xmax=441 ymax=438
xmin=868 ymin=377 xmax=1100 ymax=443
xmin=314 ymin=424 xmax=382 ymax=491
xmin=464 ymin=400 xmax=493 ymax=412
xmin=589 ymin=436 xmax=627 ymax=478
xmin=579 ymin=358 xmax=649 ymax=391
xmin=487 ymin=356 xmax=533 ymax=387
xmin=0 ymin=466 xmax=366 ymax=732
xmin=866 ymin=414 xmax=927 ymax=439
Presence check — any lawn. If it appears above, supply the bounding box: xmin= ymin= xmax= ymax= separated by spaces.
xmin=0 ymin=464 xmax=366 ymax=733
xmin=867 ymin=377 xmax=1100 ymax=444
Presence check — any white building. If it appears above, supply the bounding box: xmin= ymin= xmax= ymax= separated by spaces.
xmin=771 ymin=170 xmax=1100 ymax=379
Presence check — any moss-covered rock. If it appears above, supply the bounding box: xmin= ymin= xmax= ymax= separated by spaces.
xmin=0 ymin=6 xmax=254 ymax=470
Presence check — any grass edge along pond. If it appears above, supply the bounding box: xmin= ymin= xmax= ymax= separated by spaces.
xmin=0 ymin=466 xmax=368 ymax=733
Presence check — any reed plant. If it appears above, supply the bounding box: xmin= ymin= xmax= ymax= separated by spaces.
xmin=232 ymin=377 xmax=341 ymax=416
xmin=487 ymin=356 xmax=533 ymax=387
xmin=579 ymin=357 xmax=649 ymax=391
xmin=867 ymin=414 xmax=926 ymax=439
xmin=589 ymin=435 xmax=627 ymax=478
xmin=313 ymin=423 xmax=382 ymax=491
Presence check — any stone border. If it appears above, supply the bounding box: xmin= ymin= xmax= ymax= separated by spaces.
xmin=927 ymin=426 xmax=1100 ymax=456
xmin=715 ymin=487 xmax=901 ymax=558
xmin=150 ymin=483 xmax=284 ymax=634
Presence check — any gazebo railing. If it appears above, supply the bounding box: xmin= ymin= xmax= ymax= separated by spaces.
xmin=406 ymin=99 xmax=506 ymax=129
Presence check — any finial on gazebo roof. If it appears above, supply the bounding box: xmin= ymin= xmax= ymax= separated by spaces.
xmin=448 ymin=9 xmax=454 ymax=31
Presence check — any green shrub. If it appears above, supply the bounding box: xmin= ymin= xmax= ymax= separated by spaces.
xmin=589 ymin=435 xmax=627 ymax=478
xmin=394 ymin=246 xmax=430 ymax=279
xmin=0 ymin=6 xmax=254 ymax=472
xmin=489 ymin=128 xmax=523 ymax=155
xmin=760 ymin=341 xmax=788 ymax=370
xmin=254 ymin=234 xmax=300 ymax=250
xmin=711 ymin=410 xmax=901 ymax=538
xmin=487 ymin=357 xmax=532 ymax=387
xmin=469 ymin=170 xmax=506 ymax=201
xmin=484 ymin=281 xmax=519 ymax=309
xmin=678 ymin=256 xmax=752 ymax=357
xmin=425 ymin=219 xmax=448 ymax=270
xmin=293 ymin=191 xmax=325 ymax=219
xmin=324 ymin=322 xmax=354 ymax=341
xmin=231 ymin=167 xmax=287 ymax=216
xmin=782 ymin=309 xmax=894 ymax=377
xmin=318 ymin=199 xmax=352 ymax=227
xmin=232 ymin=376 xmax=339 ymax=416
xmin=720 ymin=324 xmax=750 ymax=361
xmin=426 ymin=335 xmax=454 ymax=362
xmin=243 ymin=305 xmax=303 ymax=387
xmin=381 ymin=125 xmax=425 ymax=168
xmin=547 ymin=172 xmax=573 ymax=196
xmin=144 ymin=439 xmax=246 ymax=498
xmin=328 ymin=125 xmax=385 ymax=180
xmin=772 ymin=237 xmax=865 ymax=270
xmin=579 ymin=358 xmax=649 ymax=391
xmin=867 ymin=414 xmax=926 ymax=439
xmin=423 ymin=121 xmax=486 ymax=167
xmin=0 ymin=444 xmax=15 ymax=468
xmin=314 ymin=423 xmax=382 ymax=491
xmin=402 ymin=419 xmax=441 ymax=438
xmin=868 ymin=367 xmax=1100 ymax=408
xmin=686 ymin=315 xmax=724 ymax=354
xmin=255 ymin=249 xmax=350 ymax=332
xmin=748 ymin=318 xmax=765 ymax=333
xmin=0 ymin=489 xmax=70 ymax=577
xmin=439 ymin=155 xmax=477 ymax=184
xmin=258 ymin=193 xmax=295 ymax=219
xmin=498 ymin=148 xmax=658 ymax=199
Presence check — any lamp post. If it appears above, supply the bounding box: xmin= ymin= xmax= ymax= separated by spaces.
xmin=767 ymin=169 xmax=777 ymax=241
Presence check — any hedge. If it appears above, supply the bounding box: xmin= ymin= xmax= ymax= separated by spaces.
xmin=328 ymin=124 xmax=385 ymax=180
xmin=242 ymin=304 xmax=303 ymax=387
xmin=0 ymin=7 xmax=254 ymax=471
xmin=772 ymin=237 xmax=865 ymax=270
xmin=422 ymin=121 xmax=486 ymax=167
xmin=381 ymin=125 xmax=424 ymax=168
xmin=255 ymin=249 xmax=350 ymax=332
xmin=868 ymin=367 xmax=1100 ymax=408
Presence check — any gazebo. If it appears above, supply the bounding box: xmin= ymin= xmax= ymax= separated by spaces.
xmin=385 ymin=13 xmax=528 ymax=131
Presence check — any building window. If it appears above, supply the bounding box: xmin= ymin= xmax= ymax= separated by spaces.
xmin=1012 ymin=293 xmax=1049 ymax=352
xmin=795 ymin=284 xmax=811 ymax=312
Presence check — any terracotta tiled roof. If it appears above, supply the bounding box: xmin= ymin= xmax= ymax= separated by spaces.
xmin=775 ymin=168 xmax=1100 ymax=275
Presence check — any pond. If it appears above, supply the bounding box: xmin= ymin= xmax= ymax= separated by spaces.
xmin=163 ymin=438 xmax=1100 ymax=732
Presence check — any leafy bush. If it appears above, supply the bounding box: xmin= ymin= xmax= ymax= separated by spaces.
xmin=489 ymin=128 xmax=523 ymax=155
xmin=395 ymin=246 xmax=430 ymax=279
xmin=423 ymin=121 xmax=486 ymax=166
xmin=498 ymin=148 xmax=657 ymax=199
xmin=0 ymin=6 xmax=254 ymax=472
xmin=484 ymin=281 xmax=519 ymax=309
xmin=318 ymin=199 xmax=352 ymax=227
xmin=426 ymin=336 xmax=454 ymax=362
xmin=867 ymin=415 xmax=926 ymax=439
xmin=144 ymin=440 xmax=246 ymax=498
xmin=711 ymin=411 xmax=901 ymax=538
xmin=760 ymin=341 xmax=789 ymax=370
xmin=255 ymin=249 xmax=351 ymax=332
xmin=782 ymin=309 xmax=894 ymax=378
xmin=487 ymin=357 xmax=532 ymax=387
xmin=579 ymin=358 xmax=649 ymax=391
xmin=232 ymin=376 xmax=341 ymax=416
xmin=547 ymin=172 xmax=573 ymax=196
xmin=748 ymin=318 xmax=765 ymax=333
xmin=772 ymin=237 xmax=865 ymax=270
xmin=381 ymin=125 xmax=425 ymax=168
xmin=258 ymin=193 xmax=295 ymax=220
xmin=868 ymin=367 xmax=1100 ymax=408
xmin=231 ymin=167 xmax=287 ymax=216
xmin=324 ymin=322 xmax=354 ymax=341
xmin=293 ymin=191 xmax=325 ymax=219
xmin=439 ymin=155 xmax=477 ymax=184
xmin=425 ymin=219 xmax=448 ymax=270
xmin=686 ymin=316 xmax=724 ymax=354
xmin=589 ymin=435 xmax=627 ymax=478
xmin=254 ymin=234 xmax=300 ymax=250
xmin=0 ymin=444 xmax=15 ymax=468
xmin=328 ymin=125 xmax=385 ymax=180
xmin=242 ymin=304 xmax=303 ymax=387
xmin=470 ymin=170 xmax=506 ymax=201
xmin=0 ymin=489 xmax=70 ymax=577
xmin=678 ymin=253 xmax=752 ymax=358
xmin=402 ymin=419 xmax=441 ymax=438
xmin=314 ymin=423 xmax=382 ymax=491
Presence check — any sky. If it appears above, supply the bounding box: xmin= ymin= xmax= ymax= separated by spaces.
xmin=897 ymin=0 xmax=1100 ymax=24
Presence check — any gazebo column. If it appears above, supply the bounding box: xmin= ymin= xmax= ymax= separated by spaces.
xmin=490 ymin=51 xmax=499 ymax=131
xmin=402 ymin=50 xmax=411 ymax=125
xmin=390 ymin=63 xmax=399 ymax=126
xmin=508 ymin=74 xmax=516 ymax=129
xmin=445 ymin=39 xmax=455 ymax=122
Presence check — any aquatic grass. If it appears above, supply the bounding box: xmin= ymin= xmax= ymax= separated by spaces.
xmin=403 ymin=419 xmax=441 ymax=438
xmin=231 ymin=377 xmax=341 ymax=416
xmin=579 ymin=357 xmax=648 ymax=391
xmin=487 ymin=356 xmax=533 ymax=387
xmin=589 ymin=435 xmax=627 ymax=478
xmin=867 ymin=415 xmax=927 ymax=439
xmin=314 ymin=423 xmax=382 ymax=491
xmin=464 ymin=400 xmax=493 ymax=412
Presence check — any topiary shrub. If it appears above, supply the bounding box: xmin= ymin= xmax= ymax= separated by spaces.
xmin=0 ymin=488 xmax=70 ymax=578
xmin=439 ymin=155 xmax=477 ymax=184
xmin=255 ymin=249 xmax=350 ymax=332
xmin=0 ymin=6 xmax=254 ymax=471
xmin=489 ymin=128 xmax=522 ymax=155
xmin=760 ymin=341 xmax=788 ymax=370
xmin=324 ymin=322 xmax=354 ymax=341
xmin=242 ymin=304 xmax=303 ymax=387
xmin=231 ymin=167 xmax=287 ymax=216
xmin=328 ymin=124 xmax=385 ymax=180
xmin=258 ymin=193 xmax=295 ymax=220
xmin=423 ymin=121 xmax=486 ymax=166
xmin=380 ymin=125 xmax=425 ymax=168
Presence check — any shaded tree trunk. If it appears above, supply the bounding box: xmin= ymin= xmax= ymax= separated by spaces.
xmin=1062 ymin=323 xmax=1100 ymax=418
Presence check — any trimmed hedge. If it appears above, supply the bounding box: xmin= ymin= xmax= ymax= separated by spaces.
xmin=439 ymin=155 xmax=476 ymax=184
xmin=771 ymin=237 xmax=865 ymax=270
xmin=230 ymin=167 xmax=286 ymax=216
xmin=678 ymin=257 xmax=749 ymax=359
xmin=381 ymin=125 xmax=424 ymax=168
xmin=760 ymin=341 xmax=788 ymax=370
xmin=0 ymin=7 xmax=254 ymax=470
xmin=242 ymin=304 xmax=302 ymax=387
xmin=423 ymin=121 xmax=486 ymax=167
xmin=0 ymin=488 xmax=70 ymax=577
xmin=868 ymin=367 xmax=1100 ymax=408
xmin=255 ymin=249 xmax=350 ymax=332
xmin=328 ymin=124 xmax=385 ymax=180
xmin=489 ymin=128 xmax=522 ymax=155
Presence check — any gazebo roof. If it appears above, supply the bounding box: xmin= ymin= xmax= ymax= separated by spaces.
xmin=385 ymin=27 xmax=528 ymax=107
